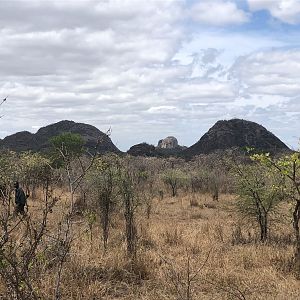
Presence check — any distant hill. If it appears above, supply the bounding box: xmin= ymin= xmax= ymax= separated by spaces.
xmin=0 ymin=118 xmax=290 ymax=158
xmin=127 ymin=143 xmax=157 ymax=157
xmin=157 ymin=136 xmax=179 ymax=149
xmin=127 ymin=137 xmax=186 ymax=157
xmin=182 ymin=119 xmax=289 ymax=157
xmin=0 ymin=120 xmax=121 ymax=154
xmin=156 ymin=136 xmax=186 ymax=156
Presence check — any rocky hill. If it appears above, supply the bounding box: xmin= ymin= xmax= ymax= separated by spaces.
xmin=0 ymin=131 xmax=37 ymax=152
xmin=0 ymin=120 xmax=121 ymax=154
xmin=0 ymin=119 xmax=290 ymax=157
xmin=156 ymin=136 xmax=186 ymax=156
xmin=183 ymin=119 xmax=289 ymax=157
xmin=157 ymin=136 xmax=179 ymax=149
xmin=127 ymin=137 xmax=187 ymax=157
xmin=127 ymin=143 xmax=157 ymax=157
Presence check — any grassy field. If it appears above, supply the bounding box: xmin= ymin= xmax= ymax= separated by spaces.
xmin=7 ymin=191 xmax=299 ymax=300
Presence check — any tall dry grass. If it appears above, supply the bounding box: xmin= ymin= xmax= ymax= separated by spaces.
xmin=1 ymin=192 xmax=299 ymax=299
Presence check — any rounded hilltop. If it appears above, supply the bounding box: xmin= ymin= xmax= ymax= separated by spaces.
xmin=182 ymin=118 xmax=289 ymax=157
xmin=157 ymin=136 xmax=179 ymax=149
xmin=0 ymin=120 xmax=121 ymax=154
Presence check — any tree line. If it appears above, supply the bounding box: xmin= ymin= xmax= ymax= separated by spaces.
xmin=0 ymin=132 xmax=299 ymax=299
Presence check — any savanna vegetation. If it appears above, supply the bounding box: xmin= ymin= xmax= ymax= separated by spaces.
xmin=0 ymin=133 xmax=299 ymax=299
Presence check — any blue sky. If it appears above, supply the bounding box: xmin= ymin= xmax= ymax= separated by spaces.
xmin=0 ymin=0 xmax=300 ymax=150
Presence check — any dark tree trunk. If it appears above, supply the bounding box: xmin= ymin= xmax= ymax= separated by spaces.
xmin=124 ymin=195 xmax=136 ymax=258
xmin=101 ymin=200 xmax=110 ymax=251
xmin=293 ymin=201 xmax=300 ymax=270
xmin=171 ymin=183 xmax=177 ymax=197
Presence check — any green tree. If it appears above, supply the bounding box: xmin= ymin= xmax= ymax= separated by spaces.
xmin=49 ymin=133 xmax=85 ymax=210
xmin=87 ymin=155 xmax=120 ymax=251
xmin=234 ymin=163 xmax=284 ymax=242
xmin=50 ymin=132 xmax=84 ymax=166
xmin=19 ymin=152 xmax=51 ymax=198
xmin=162 ymin=169 xmax=187 ymax=197
xmin=252 ymin=152 xmax=300 ymax=268
xmin=49 ymin=132 xmax=101 ymax=298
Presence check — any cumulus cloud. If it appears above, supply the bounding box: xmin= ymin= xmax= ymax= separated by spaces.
xmin=0 ymin=1 xmax=186 ymax=146
xmin=231 ymin=48 xmax=300 ymax=97
xmin=248 ymin=0 xmax=300 ymax=24
xmin=0 ymin=0 xmax=299 ymax=150
xmin=147 ymin=106 xmax=179 ymax=114
xmin=190 ymin=0 xmax=249 ymax=26
xmin=228 ymin=47 xmax=300 ymax=148
xmin=0 ymin=0 xmax=247 ymax=149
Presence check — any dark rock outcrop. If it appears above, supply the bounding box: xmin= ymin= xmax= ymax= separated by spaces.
xmin=0 ymin=131 xmax=37 ymax=152
xmin=127 ymin=136 xmax=188 ymax=157
xmin=183 ymin=119 xmax=289 ymax=157
xmin=127 ymin=143 xmax=157 ymax=157
xmin=0 ymin=120 xmax=121 ymax=154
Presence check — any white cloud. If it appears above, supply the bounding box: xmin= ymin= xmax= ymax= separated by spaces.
xmin=176 ymin=29 xmax=287 ymax=68
xmin=0 ymin=0 xmax=187 ymax=149
xmin=190 ymin=0 xmax=249 ymax=26
xmin=231 ymin=48 xmax=300 ymax=97
xmin=248 ymin=0 xmax=300 ymax=24
xmin=147 ymin=106 xmax=179 ymax=114
xmin=0 ymin=0 xmax=299 ymax=150
xmin=163 ymin=80 xmax=236 ymax=102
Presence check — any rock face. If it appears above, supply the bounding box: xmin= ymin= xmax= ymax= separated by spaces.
xmin=156 ymin=136 xmax=186 ymax=156
xmin=157 ymin=136 xmax=179 ymax=149
xmin=127 ymin=143 xmax=157 ymax=157
xmin=0 ymin=120 xmax=121 ymax=154
xmin=183 ymin=119 xmax=289 ymax=157
xmin=0 ymin=131 xmax=37 ymax=152
xmin=127 ymin=136 xmax=187 ymax=157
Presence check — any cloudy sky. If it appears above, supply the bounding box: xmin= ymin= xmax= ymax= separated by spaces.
xmin=0 ymin=0 xmax=300 ymax=151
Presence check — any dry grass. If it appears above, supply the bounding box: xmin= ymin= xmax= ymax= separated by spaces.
xmin=1 ymin=192 xmax=300 ymax=299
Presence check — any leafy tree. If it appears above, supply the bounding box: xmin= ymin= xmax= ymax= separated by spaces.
xmin=162 ymin=169 xmax=187 ymax=197
xmin=87 ymin=155 xmax=120 ymax=251
xmin=19 ymin=152 xmax=51 ymax=198
xmin=50 ymin=132 xmax=84 ymax=167
xmin=48 ymin=132 xmax=98 ymax=297
xmin=252 ymin=152 xmax=300 ymax=267
xmin=116 ymin=157 xmax=144 ymax=258
xmin=49 ymin=133 xmax=87 ymax=210
xmin=234 ymin=163 xmax=285 ymax=242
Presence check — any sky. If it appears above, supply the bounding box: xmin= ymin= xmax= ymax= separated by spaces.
xmin=0 ymin=0 xmax=300 ymax=151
